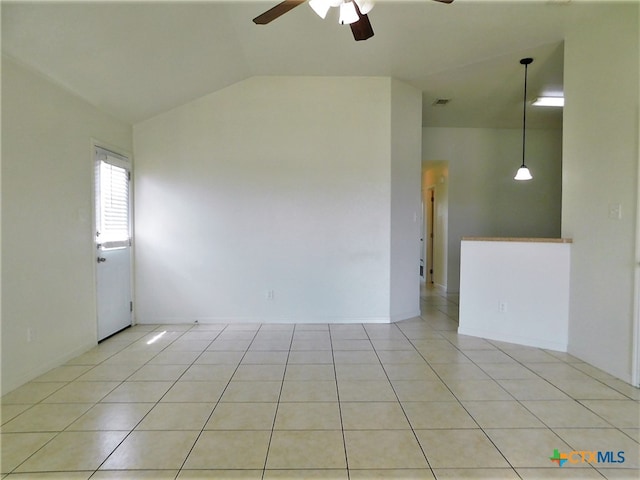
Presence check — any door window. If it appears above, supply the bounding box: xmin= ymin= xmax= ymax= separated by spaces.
xmin=95 ymin=148 xmax=130 ymax=249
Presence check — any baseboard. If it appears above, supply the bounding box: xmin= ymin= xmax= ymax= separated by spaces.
xmin=390 ymin=310 xmax=422 ymax=323
xmin=432 ymin=283 xmax=448 ymax=295
xmin=567 ymin=344 xmax=635 ymax=385
xmin=2 ymin=340 xmax=97 ymax=395
xmin=136 ymin=315 xmax=397 ymax=325
xmin=457 ymin=326 xmax=568 ymax=352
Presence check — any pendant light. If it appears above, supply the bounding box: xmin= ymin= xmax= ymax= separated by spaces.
xmin=514 ymin=57 xmax=533 ymax=181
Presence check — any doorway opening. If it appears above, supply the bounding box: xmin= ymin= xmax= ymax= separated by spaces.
xmin=422 ymin=160 xmax=449 ymax=292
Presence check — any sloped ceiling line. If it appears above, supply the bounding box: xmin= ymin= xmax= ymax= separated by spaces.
xmin=2 ymin=1 xmax=565 ymax=127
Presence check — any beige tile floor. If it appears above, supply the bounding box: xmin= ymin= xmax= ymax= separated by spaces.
xmin=2 ymin=288 xmax=639 ymax=479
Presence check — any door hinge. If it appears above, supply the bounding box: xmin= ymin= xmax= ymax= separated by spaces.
xmin=130 ymin=301 xmax=133 ymax=312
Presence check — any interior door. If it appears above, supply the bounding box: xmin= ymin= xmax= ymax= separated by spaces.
xmin=95 ymin=147 xmax=132 ymax=341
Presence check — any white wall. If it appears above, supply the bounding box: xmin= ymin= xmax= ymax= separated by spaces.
xmin=1 ymin=57 xmax=133 ymax=393
xmin=390 ymin=79 xmax=423 ymax=320
xmin=562 ymin=4 xmax=639 ymax=383
xmin=422 ymin=127 xmax=563 ymax=293
xmin=134 ymin=76 xmax=422 ymax=324
xmin=459 ymin=239 xmax=570 ymax=351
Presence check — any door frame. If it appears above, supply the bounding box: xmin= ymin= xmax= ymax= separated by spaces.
xmin=425 ymin=186 xmax=435 ymax=285
xmin=420 ymin=197 xmax=425 ymax=280
xmin=91 ymin=139 xmax=135 ymax=340
xmin=633 ymin=124 xmax=640 ymax=387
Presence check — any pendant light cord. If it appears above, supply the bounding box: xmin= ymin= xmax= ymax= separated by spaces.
xmin=522 ymin=61 xmax=528 ymax=168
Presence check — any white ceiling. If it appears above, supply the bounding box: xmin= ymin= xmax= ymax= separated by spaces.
xmin=2 ymin=0 xmax=582 ymax=128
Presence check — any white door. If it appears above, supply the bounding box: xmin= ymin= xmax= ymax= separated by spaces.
xmin=95 ymin=147 xmax=132 ymax=341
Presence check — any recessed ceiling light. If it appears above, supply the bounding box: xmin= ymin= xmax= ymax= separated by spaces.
xmin=533 ymin=96 xmax=564 ymax=107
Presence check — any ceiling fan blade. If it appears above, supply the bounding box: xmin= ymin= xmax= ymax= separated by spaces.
xmin=350 ymin=3 xmax=374 ymax=41
xmin=253 ymin=0 xmax=306 ymax=25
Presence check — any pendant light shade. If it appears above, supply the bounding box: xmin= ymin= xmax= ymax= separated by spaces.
xmin=514 ymin=166 xmax=533 ymax=181
xmin=515 ymin=57 xmax=533 ymax=181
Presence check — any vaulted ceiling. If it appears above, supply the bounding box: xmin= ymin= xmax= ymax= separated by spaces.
xmin=2 ymin=1 xmax=579 ymax=128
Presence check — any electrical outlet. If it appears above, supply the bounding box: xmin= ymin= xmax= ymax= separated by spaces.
xmin=266 ymin=290 xmax=275 ymax=300
xmin=608 ymin=203 xmax=622 ymax=220
xmin=27 ymin=328 xmax=34 ymax=342
xmin=499 ymin=302 xmax=508 ymax=313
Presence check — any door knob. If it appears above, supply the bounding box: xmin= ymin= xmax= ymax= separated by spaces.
xmin=97 ymin=257 xmax=107 ymax=263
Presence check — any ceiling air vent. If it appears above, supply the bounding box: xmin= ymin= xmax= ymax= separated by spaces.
xmin=432 ymin=98 xmax=451 ymax=106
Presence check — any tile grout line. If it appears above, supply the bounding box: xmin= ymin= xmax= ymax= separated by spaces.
xmin=260 ymin=323 xmax=296 ymax=478
xmin=419 ymin=290 xmax=529 ymax=476
xmin=449 ymin=323 xmax=633 ymax=441
xmin=329 ymin=323 xmax=351 ymax=479
xmin=172 ymin=324 xmax=263 ymax=476
xmin=363 ymin=323 xmax=437 ymax=477
xmin=421 ymin=290 xmax=634 ymax=475
xmin=4 ymin=325 xmax=173 ymax=476
xmin=90 ymin=323 xmax=228 ymax=476
xmin=402 ymin=313 xmax=521 ymax=475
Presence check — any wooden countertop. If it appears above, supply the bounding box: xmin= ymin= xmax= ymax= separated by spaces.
xmin=462 ymin=237 xmax=573 ymax=244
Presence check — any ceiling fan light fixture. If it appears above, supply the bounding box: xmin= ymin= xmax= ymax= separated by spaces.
xmin=354 ymin=0 xmax=375 ymax=15
xmin=253 ymin=0 xmax=452 ymax=41
xmin=309 ymin=0 xmax=331 ymax=18
xmin=339 ymin=1 xmax=359 ymax=25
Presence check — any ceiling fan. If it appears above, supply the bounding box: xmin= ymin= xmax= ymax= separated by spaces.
xmin=253 ymin=0 xmax=454 ymax=42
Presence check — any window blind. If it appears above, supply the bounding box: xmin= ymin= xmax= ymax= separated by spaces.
xmin=96 ymin=148 xmax=130 ymax=249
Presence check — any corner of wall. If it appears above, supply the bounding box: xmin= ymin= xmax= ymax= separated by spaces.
xmin=390 ymin=80 xmax=423 ymax=319
xmin=562 ymin=3 xmax=639 ymax=383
